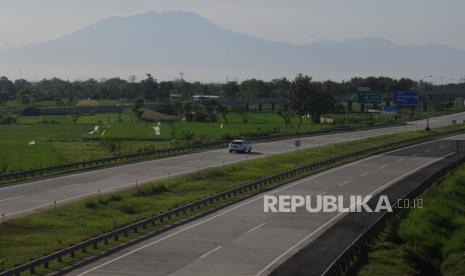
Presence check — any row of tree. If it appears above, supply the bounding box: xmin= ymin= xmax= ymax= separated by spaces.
xmin=127 ymin=74 xmax=337 ymax=125
xmin=2 ymin=74 xmax=460 ymax=106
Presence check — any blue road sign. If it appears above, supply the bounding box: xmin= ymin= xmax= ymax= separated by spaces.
xmin=382 ymin=105 xmax=398 ymax=112
xmin=394 ymin=91 xmax=418 ymax=106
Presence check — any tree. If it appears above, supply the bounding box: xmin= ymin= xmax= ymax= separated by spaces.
xmin=132 ymin=96 xmax=145 ymax=121
xmin=183 ymin=102 xmax=194 ymax=121
xmin=141 ymin=74 xmax=159 ymax=102
xmin=290 ymin=74 xmax=335 ymax=126
xmin=0 ymin=76 xmax=16 ymax=104
xmin=240 ymin=79 xmax=271 ymax=99
xmin=172 ymin=100 xmax=184 ymax=117
xmin=18 ymin=89 xmax=34 ymax=104
xmin=277 ymin=110 xmax=291 ymax=128
xmin=217 ymin=104 xmax=229 ymax=123
xmin=202 ymin=99 xmax=218 ymax=122
xmin=223 ymin=81 xmax=240 ymax=99
xmin=270 ymin=78 xmax=291 ymax=98
xmin=122 ymin=82 xmax=140 ymax=101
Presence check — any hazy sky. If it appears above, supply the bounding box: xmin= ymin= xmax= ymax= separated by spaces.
xmin=1 ymin=0 xmax=465 ymax=51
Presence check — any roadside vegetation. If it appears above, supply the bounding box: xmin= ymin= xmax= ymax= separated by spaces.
xmin=355 ymin=161 xmax=465 ymax=276
xmin=0 ymin=111 xmax=358 ymax=173
xmin=0 ymin=124 xmax=463 ymax=272
xmin=1 ymin=74 xmax=464 ymax=175
xmin=1 ymin=104 xmax=462 ymax=174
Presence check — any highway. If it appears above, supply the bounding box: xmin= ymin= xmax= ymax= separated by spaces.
xmin=0 ymin=112 xmax=464 ymax=221
xmin=67 ymin=133 xmax=464 ymax=276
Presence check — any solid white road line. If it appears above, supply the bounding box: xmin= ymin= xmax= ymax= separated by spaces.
xmin=3 ymin=159 xmax=244 ymax=218
xmin=76 ymin=142 xmax=451 ymax=276
xmin=75 ymin=154 xmax=383 ymax=276
xmin=248 ymin=223 xmax=266 ymax=233
xmin=254 ymin=152 xmax=454 ymax=276
xmin=76 ymin=139 xmax=451 ymax=275
xmin=200 ymin=246 xmax=223 ymax=259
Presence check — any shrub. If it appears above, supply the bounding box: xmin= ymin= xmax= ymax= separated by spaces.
xmin=119 ymin=203 xmax=141 ymax=215
xmin=136 ymin=184 xmax=169 ymax=197
xmin=85 ymin=201 xmax=98 ymax=209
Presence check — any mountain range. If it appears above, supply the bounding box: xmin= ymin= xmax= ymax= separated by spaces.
xmin=1 ymin=11 xmax=465 ymax=82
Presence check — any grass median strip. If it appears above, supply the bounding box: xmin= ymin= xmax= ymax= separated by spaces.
xmin=355 ymin=159 xmax=465 ymax=276
xmin=0 ymin=125 xmax=464 ymax=273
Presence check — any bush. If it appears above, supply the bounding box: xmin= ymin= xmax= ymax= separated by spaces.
xmin=181 ymin=130 xmax=195 ymax=140
xmin=111 ymin=195 xmax=123 ymax=202
xmin=85 ymin=201 xmax=98 ymax=209
xmin=119 ymin=203 xmax=141 ymax=215
xmin=136 ymin=184 xmax=169 ymax=197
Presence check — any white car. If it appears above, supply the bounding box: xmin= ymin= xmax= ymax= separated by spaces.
xmin=229 ymin=140 xmax=252 ymax=153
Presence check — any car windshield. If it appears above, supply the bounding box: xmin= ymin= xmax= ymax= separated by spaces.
xmin=232 ymin=141 xmax=244 ymax=145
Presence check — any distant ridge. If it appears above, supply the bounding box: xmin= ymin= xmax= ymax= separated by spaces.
xmin=1 ymin=11 xmax=465 ymax=81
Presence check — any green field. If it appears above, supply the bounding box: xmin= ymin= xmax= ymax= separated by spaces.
xmin=1 ymin=99 xmax=464 ymax=174
xmin=355 ymin=162 xmax=465 ymax=276
xmin=0 ymin=109 xmax=403 ymax=173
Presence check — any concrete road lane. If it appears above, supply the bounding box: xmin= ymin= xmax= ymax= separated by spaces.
xmin=1 ymin=112 xmax=464 ymax=220
xmin=68 ymin=135 xmax=464 ymax=276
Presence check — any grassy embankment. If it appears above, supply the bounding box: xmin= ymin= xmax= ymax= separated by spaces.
xmin=355 ymin=162 xmax=465 ymax=276
xmin=1 ymin=124 xmax=463 ymax=273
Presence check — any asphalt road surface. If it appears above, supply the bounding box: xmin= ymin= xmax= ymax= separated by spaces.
xmin=66 ymin=133 xmax=464 ymax=276
xmin=272 ymin=135 xmax=464 ymax=276
xmin=0 ymin=112 xmax=464 ymax=221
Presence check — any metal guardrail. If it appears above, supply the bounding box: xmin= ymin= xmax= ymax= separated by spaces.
xmin=0 ymin=122 xmax=404 ymax=184
xmin=4 ymin=128 xmax=465 ymax=275
xmin=0 ymin=141 xmax=228 ymax=183
xmin=321 ymin=143 xmax=465 ymax=276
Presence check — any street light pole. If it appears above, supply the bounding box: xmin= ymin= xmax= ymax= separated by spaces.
xmin=422 ymin=75 xmax=433 ymax=131
xmin=345 ymin=100 xmax=349 ymax=125
xmin=426 ymin=95 xmax=430 ymax=131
